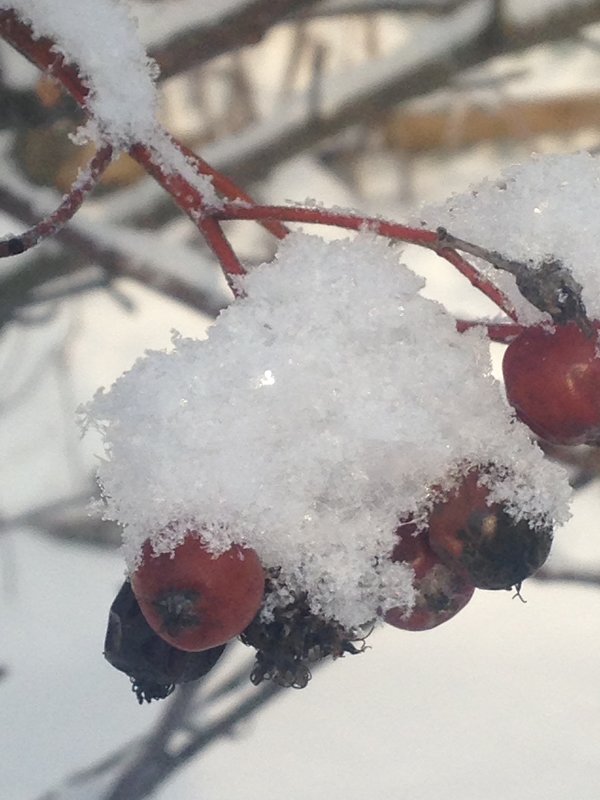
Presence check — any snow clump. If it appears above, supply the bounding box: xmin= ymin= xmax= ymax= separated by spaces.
xmin=3 ymin=0 xmax=218 ymax=203
xmin=86 ymin=232 xmax=571 ymax=629
xmin=421 ymin=152 xmax=600 ymax=324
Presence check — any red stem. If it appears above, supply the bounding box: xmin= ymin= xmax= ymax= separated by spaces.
xmin=175 ymin=143 xmax=289 ymax=240
xmin=130 ymin=143 xmax=246 ymax=286
xmin=214 ymin=203 xmax=519 ymax=320
xmin=0 ymin=10 xmax=88 ymax=106
xmin=0 ymin=145 xmax=113 ymax=257
xmin=0 ymin=7 xmax=519 ymax=320
xmin=455 ymin=320 xmax=525 ymax=342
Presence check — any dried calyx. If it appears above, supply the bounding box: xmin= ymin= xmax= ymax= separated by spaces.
xmin=437 ymin=227 xmax=593 ymax=335
xmin=240 ymin=572 xmax=369 ymax=689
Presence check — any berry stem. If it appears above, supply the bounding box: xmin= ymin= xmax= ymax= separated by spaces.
xmin=214 ymin=203 xmax=519 ymax=319
xmin=455 ymin=321 xmax=525 ymax=342
xmin=130 ymin=142 xmax=247 ymax=287
xmin=0 ymin=9 xmax=88 ymax=106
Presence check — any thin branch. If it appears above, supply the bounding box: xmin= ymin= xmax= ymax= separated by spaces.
xmin=309 ymin=0 xmax=471 ymax=17
xmin=534 ymin=568 xmax=600 ymax=588
xmin=0 ymin=9 xmax=88 ymax=106
xmin=101 ymin=682 xmax=201 ymax=800
xmin=0 ymin=183 xmax=230 ymax=320
xmin=175 ymin=142 xmax=289 ymax=240
xmin=148 ymin=0 xmax=322 ymax=80
xmin=213 ymin=201 xmax=518 ymax=318
xmin=39 ymin=659 xmax=283 ymax=800
xmin=198 ymin=0 xmax=600 ymax=185
xmin=0 ymin=145 xmax=113 ymax=258
xmin=129 ymin=141 xmax=247 ymax=287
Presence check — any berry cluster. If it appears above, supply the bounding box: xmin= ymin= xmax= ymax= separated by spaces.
xmin=94 ymin=229 xmax=582 ymax=701
xmin=0 ymin=3 xmax=596 ymax=706
xmin=106 ymin=465 xmax=556 ymax=700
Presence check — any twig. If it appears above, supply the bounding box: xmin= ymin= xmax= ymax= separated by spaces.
xmin=129 ymin=141 xmax=247 ymax=288
xmin=534 ymin=568 xmax=600 ymax=588
xmin=0 ymin=145 xmax=113 ymax=258
xmin=213 ymin=202 xmax=518 ymax=318
xmin=148 ymin=0 xmax=322 ymax=80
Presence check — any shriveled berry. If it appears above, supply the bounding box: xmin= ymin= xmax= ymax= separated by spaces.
xmin=104 ymin=580 xmax=225 ymax=703
xmin=427 ymin=471 xmax=553 ymax=590
xmin=240 ymin=570 xmax=367 ymax=688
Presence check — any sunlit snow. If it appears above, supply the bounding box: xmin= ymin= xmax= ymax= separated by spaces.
xmin=2 ymin=0 xmax=218 ymax=203
xmin=421 ymin=152 xmax=600 ymax=323
xmin=86 ymin=233 xmax=571 ymax=629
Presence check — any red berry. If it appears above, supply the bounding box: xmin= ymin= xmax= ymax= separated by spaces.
xmin=131 ymin=532 xmax=265 ymax=652
xmin=427 ymin=471 xmax=553 ymax=590
xmin=502 ymin=323 xmax=600 ymax=445
xmin=384 ymin=522 xmax=475 ymax=631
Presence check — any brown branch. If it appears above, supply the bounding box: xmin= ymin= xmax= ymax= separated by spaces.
xmin=534 ymin=568 xmax=600 ymax=588
xmin=309 ymin=0 xmax=471 ymax=17
xmin=100 ymin=0 xmax=600 ymax=230
xmin=0 ymin=486 xmax=121 ymax=548
xmin=101 ymin=680 xmax=282 ymax=800
xmin=149 ymin=0 xmax=322 ymax=80
xmin=37 ymin=657 xmax=283 ymax=800
xmin=208 ymin=0 xmax=600 ymax=184
xmin=102 ymin=682 xmax=202 ymax=800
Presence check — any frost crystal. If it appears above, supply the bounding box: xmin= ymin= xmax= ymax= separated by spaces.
xmin=86 ymin=233 xmax=570 ymax=629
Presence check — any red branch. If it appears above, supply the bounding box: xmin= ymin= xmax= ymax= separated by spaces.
xmin=0 ymin=9 xmax=279 ymax=276
xmin=0 ymin=145 xmax=113 ymax=257
xmin=213 ymin=203 xmax=519 ymax=320
xmin=175 ymin=144 xmax=289 ymax=241
xmin=129 ymin=143 xmax=246 ymax=286
xmin=0 ymin=9 xmax=88 ymax=106
xmin=0 ymin=6 xmax=521 ymax=320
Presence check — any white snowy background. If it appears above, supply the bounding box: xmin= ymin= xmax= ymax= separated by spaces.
xmin=2 ymin=1 xmax=600 ymax=798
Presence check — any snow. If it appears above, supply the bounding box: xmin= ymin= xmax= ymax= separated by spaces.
xmin=2 ymin=0 xmax=159 ymax=147
xmin=420 ymin=152 xmax=600 ymax=323
xmin=1 ymin=0 xmax=218 ymax=203
xmin=85 ymin=232 xmax=571 ymax=630
xmin=1 ymin=1 xmax=600 ymax=797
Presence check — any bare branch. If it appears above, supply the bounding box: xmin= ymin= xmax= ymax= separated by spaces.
xmin=37 ymin=657 xmax=283 ymax=800
xmin=0 ymin=145 xmax=113 ymax=258
xmin=209 ymin=0 xmax=600 ymax=184
xmin=100 ymin=0 xmax=600 ymax=229
xmin=0 ymin=486 xmax=121 ymax=548
xmin=150 ymin=0 xmax=323 ymax=80
xmin=534 ymin=568 xmax=600 ymax=588
xmin=309 ymin=0 xmax=471 ymax=17
xmin=101 ymin=682 xmax=202 ymax=800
